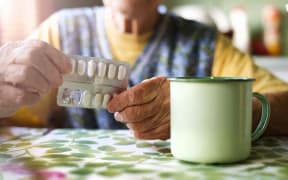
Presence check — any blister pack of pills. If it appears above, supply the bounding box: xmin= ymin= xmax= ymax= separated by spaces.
xmin=57 ymin=55 xmax=130 ymax=109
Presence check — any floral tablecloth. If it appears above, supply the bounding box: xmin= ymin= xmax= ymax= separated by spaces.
xmin=0 ymin=127 xmax=288 ymax=180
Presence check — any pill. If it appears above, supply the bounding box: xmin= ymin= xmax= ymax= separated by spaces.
xmin=70 ymin=89 xmax=82 ymax=105
xmin=118 ymin=65 xmax=127 ymax=80
xmin=87 ymin=60 xmax=96 ymax=78
xmin=58 ymin=56 xmax=131 ymax=109
xmin=72 ymin=97 xmax=79 ymax=105
xmin=62 ymin=97 xmax=71 ymax=104
xmin=94 ymin=93 xmax=102 ymax=108
xmin=98 ymin=62 xmax=107 ymax=78
xmin=108 ymin=64 xmax=117 ymax=79
xmin=102 ymin=94 xmax=110 ymax=108
xmin=70 ymin=58 xmax=77 ymax=74
xmin=82 ymin=91 xmax=91 ymax=106
xmin=77 ymin=60 xmax=86 ymax=76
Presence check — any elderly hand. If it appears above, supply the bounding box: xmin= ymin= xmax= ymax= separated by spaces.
xmin=107 ymin=76 xmax=170 ymax=140
xmin=0 ymin=40 xmax=71 ymax=118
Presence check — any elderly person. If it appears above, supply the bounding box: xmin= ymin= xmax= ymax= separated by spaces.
xmin=1 ymin=0 xmax=288 ymax=139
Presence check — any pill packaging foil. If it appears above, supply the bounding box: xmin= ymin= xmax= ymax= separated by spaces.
xmin=57 ymin=55 xmax=130 ymax=109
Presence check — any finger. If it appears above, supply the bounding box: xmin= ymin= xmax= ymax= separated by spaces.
xmin=0 ymin=107 xmax=18 ymax=118
xmin=14 ymin=50 xmax=63 ymax=87
xmin=124 ymin=102 xmax=169 ymax=133
xmin=133 ymin=121 xmax=170 ymax=140
xmin=113 ymin=101 xmax=159 ymax=123
xmin=4 ymin=64 xmax=50 ymax=93
xmin=44 ymin=43 xmax=72 ymax=74
xmin=0 ymin=84 xmax=40 ymax=107
xmin=126 ymin=115 xmax=161 ymax=133
xmin=21 ymin=40 xmax=72 ymax=74
xmin=108 ymin=76 xmax=167 ymax=112
xmin=114 ymin=83 xmax=170 ymax=124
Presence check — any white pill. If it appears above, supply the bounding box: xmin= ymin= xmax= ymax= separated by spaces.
xmin=70 ymin=58 xmax=77 ymax=74
xmin=93 ymin=93 xmax=102 ymax=108
xmin=82 ymin=91 xmax=91 ymax=106
xmin=102 ymin=94 xmax=110 ymax=108
xmin=98 ymin=62 xmax=107 ymax=78
xmin=108 ymin=64 xmax=117 ymax=79
xmin=77 ymin=60 xmax=86 ymax=76
xmin=87 ymin=60 xmax=96 ymax=78
xmin=118 ymin=65 xmax=127 ymax=80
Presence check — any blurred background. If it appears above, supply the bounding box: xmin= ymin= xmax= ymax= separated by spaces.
xmin=0 ymin=0 xmax=99 ymax=44
xmin=168 ymin=0 xmax=288 ymax=56
xmin=0 ymin=0 xmax=287 ymax=80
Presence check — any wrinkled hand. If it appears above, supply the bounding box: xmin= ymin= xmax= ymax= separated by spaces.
xmin=0 ymin=40 xmax=71 ymax=118
xmin=107 ymin=76 xmax=170 ymax=140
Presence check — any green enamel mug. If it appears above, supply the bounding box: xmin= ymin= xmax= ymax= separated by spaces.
xmin=169 ymin=77 xmax=270 ymax=163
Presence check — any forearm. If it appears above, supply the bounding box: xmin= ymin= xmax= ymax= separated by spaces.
xmin=253 ymin=90 xmax=288 ymax=136
xmin=0 ymin=107 xmax=18 ymax=119
xmin=0 ymin=89 xmax=58 ymax=128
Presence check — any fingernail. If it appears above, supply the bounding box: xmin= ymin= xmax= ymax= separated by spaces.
xmin=129 ymin=129 xmax=135 ymax=135
xmin=114 ymin=112 xmax=123 ymax=122
xmin=126 ymin=123 xmax=131 ymax=129
xmin=142 ymin=79 xmax=149 ymax=83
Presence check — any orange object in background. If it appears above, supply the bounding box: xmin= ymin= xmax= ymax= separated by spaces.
xmin=262 ymin=4 xmax=281 ymax=56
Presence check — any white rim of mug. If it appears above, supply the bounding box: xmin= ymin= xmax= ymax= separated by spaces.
xmin=168 ymin=76 xmax=255 ymax=82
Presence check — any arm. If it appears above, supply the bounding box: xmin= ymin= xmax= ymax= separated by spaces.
xmin=107 ymin=33 xmax=288 ymax=140
xmin=213 ymin=33 xmax=288 ymax=136
xmin=1 ymin=14 xmax=65 ymax=127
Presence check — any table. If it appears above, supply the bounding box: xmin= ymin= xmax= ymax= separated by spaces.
xmin=0 ymin=127 xmax=288 ymax=180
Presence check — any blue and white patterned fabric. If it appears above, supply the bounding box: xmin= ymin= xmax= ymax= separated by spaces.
xmin=56 ymin=7 xmax=217 ymax=129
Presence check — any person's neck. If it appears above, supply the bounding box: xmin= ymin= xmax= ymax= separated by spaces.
xmin=105 ymin=8 xmax=160 ymax=35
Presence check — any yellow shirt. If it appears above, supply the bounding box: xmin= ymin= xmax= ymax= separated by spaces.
xmin=105 ymin=18 xmax=152 ymax=66
xmin=6 ymin=14 xmax=288 ymax=127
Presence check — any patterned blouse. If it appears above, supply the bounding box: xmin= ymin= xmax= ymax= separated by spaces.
xmin=52 ymin=7 xmax=217 ymax=129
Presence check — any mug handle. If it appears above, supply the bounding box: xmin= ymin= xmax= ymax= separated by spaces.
xmin=251 ymin=92 xmax=270 ymax=141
